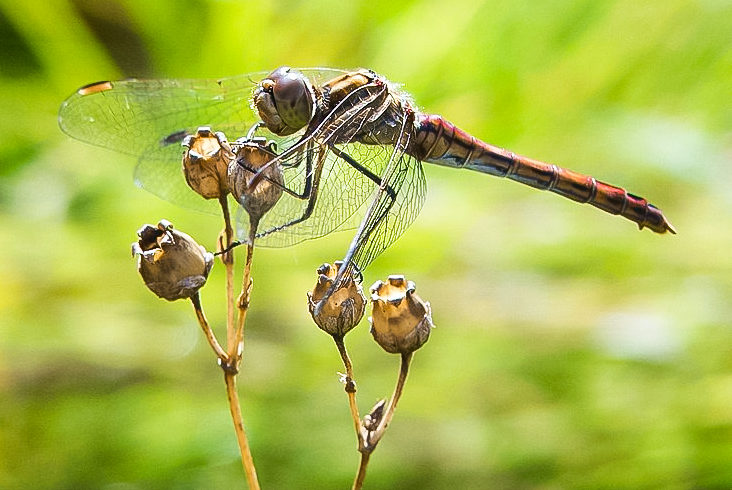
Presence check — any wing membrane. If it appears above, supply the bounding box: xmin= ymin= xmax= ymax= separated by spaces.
xmin=59 ymin=69 xmax=347 ymax=216
xmin=58 ymin=68 xmax=348 ymax=155
xmin=246 ymin=141 xmax=392 ymax=248
xmin=342 ymin=111 xmax=426 ymax=276
xmin=59 ymin=68 xmax=427 ymax=264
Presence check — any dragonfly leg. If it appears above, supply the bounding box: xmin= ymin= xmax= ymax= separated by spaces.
xmin=328 ymin=112 xmax=418 ymax=291
xmin=254 ymin=142 xmax=326 ymax=238
xmin=256 ymin=143 xmax=401 ymax=242
xmin=245 ymin=121 xmax=265 ymax=141
xmin=236 ymin=140 xmax=315 ymax=201
xmin=329 ymin=145 xmax=397 ymax=201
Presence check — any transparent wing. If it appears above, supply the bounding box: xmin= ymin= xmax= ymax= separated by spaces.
xmin=245 ymin=141 xmax=402 ymax=248
xmin=245 ymin=82 xmax=427 ymax=271
xmin=236 ymin=78 xmax=399 ymax=247
xmin=58 ymin=68 xmax=348 ymax=214
xmin=59 ymin=76 xmax=256 ymax=156
xmin=348 ymin=152 xmax=426 ymax=275
xmin=58 ymin=69 xmax=348 ymax=155
xmin=341 ymin=112 xmax=427 ymax=277
xmin=131 ymin=137 xmax=233 ymax=215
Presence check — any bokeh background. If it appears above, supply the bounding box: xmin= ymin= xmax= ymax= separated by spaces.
xmin=1 ymin=0 xmax=731 ymax=489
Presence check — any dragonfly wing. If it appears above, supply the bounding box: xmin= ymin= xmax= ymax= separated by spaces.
xmin=58 ymin=68 xmax=349 ymax=155
xmin=343 ymin=132 xmax=427 ymax=278
xmin=59 ymin=68 xmax=352 ymax=215
xmin=59 ymin=75 xmax=264 ymax=155
xmin=59 ymin=75 xmax=261 ymax=213
xmin=132 ymin=139 xmax=223 ymax=215
xmin=308 ymin=80 xmax=428 ymax=277
xmin=238 ymin=77 xmax=394 ymax=246
xmin=244 ymin=141 xmax=387 ymax=248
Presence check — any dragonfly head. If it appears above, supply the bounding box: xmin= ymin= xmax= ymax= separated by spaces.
xmin=253 ymin=66 xmax=315 ymax=136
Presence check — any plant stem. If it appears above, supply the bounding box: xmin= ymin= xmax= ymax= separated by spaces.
xmin=373 ymin=352 xmax=412 ymax=443
xmin=351 ymin=452 xmax=371 ymax=490
xmin=190 ymin=292 xmax=228 ymax=363
xmin=219 ymin=195 xmax=236 ymax=353
xmin=232 ymin=223 xmax=257 ymax=363
xmin=225 ymin=370 xmax=260 ymax=490
xmin=218 ymin=198 xmax=260 ymax=488
xmin=352 ymin=352 xmax=413 ymax=489
xmin=222 ymin=223 xmax=260 ymax=487
xmin=333 ymin=335 xmax=364 ymax=447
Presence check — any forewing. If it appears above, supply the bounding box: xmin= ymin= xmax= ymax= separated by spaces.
xmin=59 ymin=75 xmax=259 ymax=155
xmin=58 ymin=68 xmax=350 ymax=214
xmin=58 ymin=68 xmax=349 ymax=155
xmin=339 ymin=109 xmax=427 ymax=278
xmin=237 ymin=75 xmax=394 ymax=247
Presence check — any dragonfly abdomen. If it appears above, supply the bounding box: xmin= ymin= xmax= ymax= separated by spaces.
xmin=413 ymin=113 xmax=675 ymax=234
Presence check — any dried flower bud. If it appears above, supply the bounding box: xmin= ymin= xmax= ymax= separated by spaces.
xmin=308 ymin=261 xmax=366 ymax=337
xmin=181 ymin=127 xmax=234 ymax=200
xmin=228 ymin=138 xmax=284 ymax=224
xmin=363 ymin=399 xmax=386 ymax=431
xmin=370 ymin=275 xmax=433 ymax=354
xmin=132 ymin=220 xmax=214 ymax=301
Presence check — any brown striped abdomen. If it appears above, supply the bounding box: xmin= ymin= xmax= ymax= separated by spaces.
xmin=412 ymin=113 xmax=675 ymax=234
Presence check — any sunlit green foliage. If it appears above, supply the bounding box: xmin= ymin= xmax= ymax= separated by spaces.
xmin=1 ymin=0 xmax=731 ymax=489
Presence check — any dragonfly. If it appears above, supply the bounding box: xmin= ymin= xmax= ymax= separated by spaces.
xmin=59 ymin=66 xmax=675 ymax=288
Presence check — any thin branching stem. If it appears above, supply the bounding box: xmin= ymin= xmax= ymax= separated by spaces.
xmin=232 ymin=222 xmax=257 ymax=363
xmin=225 ymin=370 xmax=260 ymax=490
xmin=190 ymin=292 xmax=228 ymax=363
xmin=217 ymin=198 xmax=260 ymax=488
xmin=374 ymin=352 xmax=413 ymax=442
xmin=351 ymin=451 xmax=371 ymax=490
xmin=219 ymin=195 xmax=236 ymax=352
xmin=352 ymin=352 xmax=414 ymax=489
xmin=223 ymin=221 xmax=259 ymax=485
xmin=333 ymin=335 xmax=364 ymax=447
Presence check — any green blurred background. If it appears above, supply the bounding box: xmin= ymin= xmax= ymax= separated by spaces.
xmin=1 ymin=0 xmax=730 ymax=488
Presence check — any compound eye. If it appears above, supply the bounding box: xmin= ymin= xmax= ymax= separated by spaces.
xmin=268 ymin=67 xmax=314 ymax=135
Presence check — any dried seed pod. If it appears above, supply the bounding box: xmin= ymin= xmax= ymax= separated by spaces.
xmin=308 ymin=261 xmax=366 ymax=337
xmin=132 ymin=220 xmax=214 ymax=301
xmin=369 ymin=275 xmax=433 ymax=354
xmin=228 ymin=138 xmax=284 ymax=224
xmin=181 ymin=127 xmax=234 ymax=200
